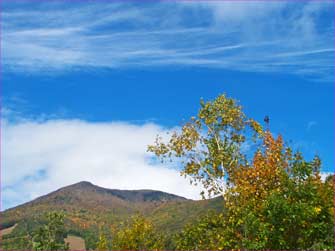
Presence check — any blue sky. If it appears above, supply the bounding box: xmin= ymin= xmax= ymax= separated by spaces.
xmin=1 ymin=1 xmax=334 ymax=209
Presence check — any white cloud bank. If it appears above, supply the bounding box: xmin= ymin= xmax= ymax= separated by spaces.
xmin=1 ymin=119 xmax=203 ymax=210
xmin=1 ymin=117 xmax=332 ymax=210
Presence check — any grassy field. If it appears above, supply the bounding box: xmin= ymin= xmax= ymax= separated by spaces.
xmin=65 ymin=235 xmax=86 ymax=250
xmin=0 ymin=224 xmax=17 ymax=236
xmin=0 ymin=225 xmax=86 ymax=251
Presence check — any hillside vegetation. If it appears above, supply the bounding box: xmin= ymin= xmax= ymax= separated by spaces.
xmin=0 ymin=181 xmax=223 ymax=250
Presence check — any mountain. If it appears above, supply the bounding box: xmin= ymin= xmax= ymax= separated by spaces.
xmin=5 ymin=181 xmax=187 ymax=215
xmin=0 ymin=181 xmax=224 ymax=250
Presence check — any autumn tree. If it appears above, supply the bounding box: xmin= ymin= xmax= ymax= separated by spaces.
xmin=175 ymin=211 xmax=226 ymax=250
xmin=96 ymin=233 xmax=108 ymax=251
xmin=223 ymin=132 xmax=333 ymax=249
xmin=149 ymin=94 xmax=333 ymax=250
xmin=112 ymin=214 xmax=164 ymax=251
xmin=148 ymin=94 xmax=263 ymax=198
xmin=31 ymin=212 xmax=69 ymax=251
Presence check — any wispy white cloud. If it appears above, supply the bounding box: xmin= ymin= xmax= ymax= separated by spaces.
xmin=1 ymin=1 xmax=333 ymax=80
xmin=1 ymin=116 xmax=204 ymax=210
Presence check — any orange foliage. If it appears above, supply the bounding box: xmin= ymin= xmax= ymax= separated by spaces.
xmin=230 ymin=131 xmax=288 ymax=205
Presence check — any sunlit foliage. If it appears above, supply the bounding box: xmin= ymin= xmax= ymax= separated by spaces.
xmin=175 ymin=211 xmax=226 ymax=250
xmin=96 ymin=233 xmax=108 ymax=251
xmin=31 ymin=212 xmax=69 ymax=251
xmin=149 ymin=94 xmax=334 ymax=250
xmin=112 ymin=214 xmax=164 ymax=251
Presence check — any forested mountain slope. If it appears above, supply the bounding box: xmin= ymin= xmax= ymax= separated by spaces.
xmin=0 ymin=181 xmax=223 ymax=249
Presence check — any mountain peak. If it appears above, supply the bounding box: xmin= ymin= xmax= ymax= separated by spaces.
xmin=1 ymin=181 xmax=190 ymax=216
xmin=60 ymin=181 xmax=188 ymax=203
xmin=70 ymin=181 xmax=94 ymax=187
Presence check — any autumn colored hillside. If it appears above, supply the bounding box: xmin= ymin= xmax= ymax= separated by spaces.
xmin=0 ymin=181 xmax=223 ymax=250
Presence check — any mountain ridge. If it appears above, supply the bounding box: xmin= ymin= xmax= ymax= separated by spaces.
xmin=0 ymin=181 xmax=224 ymax=250
xmin=2 ymin=181 xmax=189 ymax=213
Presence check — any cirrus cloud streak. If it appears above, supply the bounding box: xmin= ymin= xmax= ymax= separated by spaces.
xmin=1 ymin=1 xmax=333 ymax=81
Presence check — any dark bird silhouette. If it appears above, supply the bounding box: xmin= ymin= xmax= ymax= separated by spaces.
xmin=264 ymin=115 xmax=270 ymax=125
